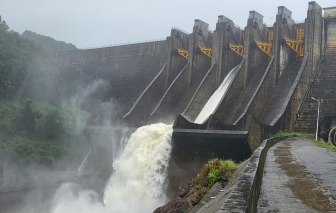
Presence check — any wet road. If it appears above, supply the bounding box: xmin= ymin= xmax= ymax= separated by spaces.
xmin=257 ymin=137 xmax=336 ymax=213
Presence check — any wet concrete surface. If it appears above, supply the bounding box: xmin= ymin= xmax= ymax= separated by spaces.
xmin=257 ymin=137 xmax=336 ymax=212
xmin=192 ymin=159 xmax=250 ymax=213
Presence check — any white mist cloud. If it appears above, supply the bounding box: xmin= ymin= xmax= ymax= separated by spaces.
xmin=50 ymin=183 xmax=109 ymax=213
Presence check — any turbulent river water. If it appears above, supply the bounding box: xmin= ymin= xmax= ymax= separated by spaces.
xmin=50 ymin=123 xmax=173 ymax=213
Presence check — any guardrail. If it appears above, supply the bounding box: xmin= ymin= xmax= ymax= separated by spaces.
xmin=234 ymin=23 xmax=243 ymax=30
xmin=263 ymin=22 xmax=273 ymax=28
xmin=172 ymin=27 xmax=190 ymax=35
xmin=293 ymin=20 xmax=305 ymax=24
xmin=74 ymin=38 xmax=166 ymax=51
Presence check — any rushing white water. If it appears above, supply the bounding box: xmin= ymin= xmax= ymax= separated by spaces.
xmin=194 ymin=64 xmax=240 ymax=124
xmin=104 ymin=123 xmax=173 ymax=213
xmin=48 ymin=123 xmax=173 ymax=213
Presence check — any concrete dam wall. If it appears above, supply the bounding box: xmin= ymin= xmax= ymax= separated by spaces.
xmin=3 ymin=2 xmax=336 ymax=212
xmin=55 ymin=1 xmax=336 ymax=193
xmin=57 ymin=40 xmax=169 ymax=126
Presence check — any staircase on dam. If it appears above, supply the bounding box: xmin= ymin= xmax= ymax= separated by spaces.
xmin=293 ymin=18 xmax=336 ymax=133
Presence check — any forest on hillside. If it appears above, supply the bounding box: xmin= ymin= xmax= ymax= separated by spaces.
xmin=21 ymin=30 xmax=77 ymax=51
xmin=0 ymin=20 xmax=91 ymax=175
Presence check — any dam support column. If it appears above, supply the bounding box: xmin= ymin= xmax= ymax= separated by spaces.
xmin=212 ymin=15 xmax=243 ymax=88
xmin=241 ymin=11 xmax=269 ymax=87
xmin=272 ymin=6 xmax=296 ymax=85
xmin=186 ymin=19 xmax=212 ymax=89
xmin=304 ymin=1 xmax=323 ymax=75
xmin=291 ymin=2 xmax=323 ymax=130
xmin=165 ymin=28 xmax=190 ymax=90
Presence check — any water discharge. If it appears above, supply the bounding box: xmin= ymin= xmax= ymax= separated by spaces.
xmin=50 ymin=123 xmax=173 ymax=213
xmin=104 ymin=123 xmax=173 ymax=212
xmin=194 ymin=64 xmax=240 ymax=124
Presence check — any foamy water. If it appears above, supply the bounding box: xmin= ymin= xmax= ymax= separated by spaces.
xmin=104 ymin=123 xmax=173 ymax=213
xmin=49 ymin=123 xmax=173 ymax=213
xmin=194 ymin=64 xmax=240 ymax=124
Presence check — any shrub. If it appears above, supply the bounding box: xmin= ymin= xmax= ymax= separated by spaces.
xmin=193 ymin=158 xmax=238 ymax=204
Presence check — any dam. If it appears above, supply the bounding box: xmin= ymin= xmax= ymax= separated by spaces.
xmin=2 ymin=1 xmax=336 ymax=213
xmin=56 ymin=1 xmax=330 ymax=166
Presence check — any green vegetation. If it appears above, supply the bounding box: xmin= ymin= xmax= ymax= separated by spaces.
xmin=0 ymin=99 xmax=90 ymax=167
xmin=22 ymin=30 xmax=77 ymax=51
xmin=0 ymin=20 xmax=83 ymax=101
xmin=193 ymin=158 xmax=238 ymax=205
xmin=0 ymin=19 xmax=89 ymax=174
xmin=272 ymin=130 xmax=336 ymax=151
xmin=311 ymin=139 xmax=336 ymax=152
xmin=271 ymin=130 xmax=313 ymax=138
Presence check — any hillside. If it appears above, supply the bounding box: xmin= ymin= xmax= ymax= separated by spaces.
xmin=22 ymin=30 xmax=77 ymax=51
xmin=0 ymin=20 xmax=89 ymax=176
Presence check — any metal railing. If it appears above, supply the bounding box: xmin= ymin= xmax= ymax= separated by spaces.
xmin=293 ymin=20 xmax=305 ymax=24
xmin=263 ymin=22 xmax=273 ymax=28
xmin=234 ymin=23 xmax=243 ymax=30
xmin=172 ymin=27 xmax=190 ymax=35
xmin=75 ymin=38 xmax=166 ymax=51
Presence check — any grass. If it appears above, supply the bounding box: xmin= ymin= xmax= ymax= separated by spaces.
xmin=311 ymin=138 xmax=336 ymax=152
xmin=271 ymin=130 xmax=313 ymax=138
xmin=272 ymin=130 xmax=336 ymax=152
xmin=192 ymin=158 xmax=238 ymax=205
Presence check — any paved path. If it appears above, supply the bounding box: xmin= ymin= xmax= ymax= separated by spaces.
xmin=257 ymin=137 xmax=336 ymax=212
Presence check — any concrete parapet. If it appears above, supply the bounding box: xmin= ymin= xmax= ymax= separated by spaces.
xmin=219 ymin=136 xmax=288 ymax=213
xmin=324 ymin=6 xmax=336 ymax=18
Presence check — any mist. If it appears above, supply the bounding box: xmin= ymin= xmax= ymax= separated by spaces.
xmin=0 ymin=9 xmax=177 ymax=213
xmin=0 ymin=37 xmax=174 ymax=212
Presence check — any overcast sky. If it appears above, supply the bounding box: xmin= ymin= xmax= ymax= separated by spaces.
xmin=0 ymin=0 xmax=334 ymax=49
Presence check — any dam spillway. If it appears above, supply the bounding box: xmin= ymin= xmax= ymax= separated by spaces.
xmin=53 ymin=1 xmax=336 ymax=195
xmin=3 ymin=2 xmax=336 ymax=213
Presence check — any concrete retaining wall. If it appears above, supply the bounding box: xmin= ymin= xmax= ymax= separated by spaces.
xmin=219 ymin=136 xmax=288 ymax=213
